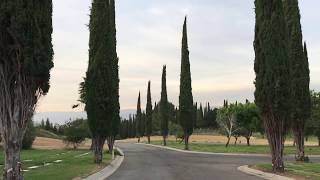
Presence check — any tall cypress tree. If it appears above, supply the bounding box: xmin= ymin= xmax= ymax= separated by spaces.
xmin=86 ymin=0 xmax=119 ymax=163
xmin=146 ymin=81 xmax=153 ymax=143
xmin=283 ymin=0 xmax=311 ymax=161
xmin=107 ymin=0 xmax=120 ymax=154
xmin=179 ymin=17 xmax=194 ymax=150
xmin=160 ymin=65 xmax=169 ymax=146
xmin=136 ymin=92 xmax=142 ymax=142
xmin=254 ymin=0 xmax=291 ymax=172
xmin=0 ymin=0 xmax=53 ymax=179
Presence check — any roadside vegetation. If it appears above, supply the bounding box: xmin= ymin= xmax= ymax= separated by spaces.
xmin=148 ymin=140 xmax=320 ymax=155
xmin=255 ymin=163 xmax=320 ymax=179
xmin=0 ymin=149 xmax=111 ymax=180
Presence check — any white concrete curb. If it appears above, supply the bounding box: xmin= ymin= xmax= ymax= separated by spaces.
xmin=137 ymin=143 xmax=270 ymax=157
xmin=237 ymin=165 xmax=294 ymax=180
xmin=84 ymin=147 xmax=124 ymax=180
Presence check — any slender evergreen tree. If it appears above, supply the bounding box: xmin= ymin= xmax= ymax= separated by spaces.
xmin=146 ymin=81 xmax=153 ymax=143
xmin=179 ymin=17 xmax=194 ymax=150
xmin=0 ymin=0 xmax=53 ymax=179
xmin=160 ymin=65 xmax=169 ymax=146
xmin=283 ymin=0 xmax=311 ymax=162
xmin=136 ymin=92 xmax=142 ymax=142
xmin=85 ymin=0 xmax=119 ymax=163
xmin=254 ymin=0 xmax=291 ymax=172
xmin=107 ymin=0 xmax=120 ymax=154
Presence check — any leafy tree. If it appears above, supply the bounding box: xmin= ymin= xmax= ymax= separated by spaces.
xmin=146 ymin=81 xmax=153 ymax=143
xmin=0 ymin=0 xmax=54 ymax=178
xmin=306 ymin=91 xmax=320 ymax=146
xmin=169 ymin=122 xmax=184 ymax=143
xmin=283 ymin=0 xmax=311 ymax=162
xmin=254 ymin=0 xmax=291 ymax=172
xmin=63 ymin=119 xmax=90 ymax=149
xmin=217 ymin=103 xmax=239 ymax=147
xmin=236 ymin=102 xmax=262 ymax=146
xmin=85 ymin=0 xmax=120 ymax=163
xmin=22 ymin=120 xmax=36 ymax=150
xmin=160 ymin=65 xmax=169 ymax=146
xmin=179 ymin=17 xmax=194 ymax=150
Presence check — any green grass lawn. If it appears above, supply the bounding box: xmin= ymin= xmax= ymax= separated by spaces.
xmin=256 ymin=163 xmax=320 ymax=179
xmin=0 ymin=149 xmax=111 ymax=180
xmin=148 ymin=140 xmax=320 ymax=155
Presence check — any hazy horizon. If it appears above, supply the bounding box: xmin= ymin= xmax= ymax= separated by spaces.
xmin=36 ymin=0 xmax=320 ymax=113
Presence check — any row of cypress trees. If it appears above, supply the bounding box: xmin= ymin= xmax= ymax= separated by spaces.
xmin=133 ymin=17 xmax=194 ymax=150
xmin=254 ymin=0 xmax=310 ymax=172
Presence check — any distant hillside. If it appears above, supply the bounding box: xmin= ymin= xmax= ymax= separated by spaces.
xmin=33 ymin=109 xmax=135 ymax=125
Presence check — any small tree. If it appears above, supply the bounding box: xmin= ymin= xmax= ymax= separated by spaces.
xmin=309 ymin=91 xmax=320 ymax=146
xmin=63 ymin=119 xmax=89 ymax=149
xmin=236 ymin=102 xmax=261 ymax=146
xmin=160 ymin=65 xmax=169 ymax=146
xmin=22 ymin=120 xmax=36 ymax=150
xmin=217 ymin=103 xmax=239 ymax=147
xmin=45 ymin=118 xmax=51 ymax=130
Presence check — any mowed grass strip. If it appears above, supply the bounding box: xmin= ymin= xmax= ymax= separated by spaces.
xmin=148 ymin=141 xmax=320 ymax=155
xmin=0 ymin=149 xmax=111 ymax=180
xmin=256 ymin=163 xmax=320 ymax=179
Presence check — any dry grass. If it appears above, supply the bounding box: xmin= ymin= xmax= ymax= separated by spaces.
xmin=120 ymin=135 xmax=319 ymax=146
xmin=33 ymin=137 xmax=97 ymax=150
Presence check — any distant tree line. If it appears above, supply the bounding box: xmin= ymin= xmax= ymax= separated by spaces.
xmin=119 ymin=101 xmax=219 ymax=140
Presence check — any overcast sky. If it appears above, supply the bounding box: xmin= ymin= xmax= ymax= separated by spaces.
xmin=36 ymin=0 xmax=320 ymax=112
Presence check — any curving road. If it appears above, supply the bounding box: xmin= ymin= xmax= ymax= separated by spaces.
xmin=108 ymin=142 xmax=277 ymax=180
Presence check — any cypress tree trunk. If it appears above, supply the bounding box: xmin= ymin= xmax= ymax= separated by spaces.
xmin=263 ymin=113 xmax=285 ymax=172
xmin=3 ymin=135 xmax=23 ymax=180
xmin=90 ymin=138 xmax=96 ymax=151
xmin=147 ymin=136 xmax=151 ymax=144
xmin=293 ymin=125 xmax=305 ymax=161
xmin=184 ymin=135 xmax=189 ymax=150
xmin=107 ymin=136 xmax=115 ymax=154
xmin=94 ymin=136 xmax=106 ymax=164
xmin=163 ymin=136 xmax=166 ymax=146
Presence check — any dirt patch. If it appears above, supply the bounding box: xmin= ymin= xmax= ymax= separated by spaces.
xmin=33 ymin=137 xmax=95 ymax=150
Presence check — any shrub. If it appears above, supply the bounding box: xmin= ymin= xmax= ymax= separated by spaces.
xmin=63 ymin=119 xmax=90 ymax=149
xmin=22 ymin=120 xmax=36 ymax=149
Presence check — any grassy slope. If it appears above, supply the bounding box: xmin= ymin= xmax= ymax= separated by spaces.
xmin=149 ymin=141 xmax=320 ymax=155
xmin=256 ymin=163 xmax=320 ymax=179
xmin=35 ymin=128 xmax=62 ymax=139
xmin=0 ymin=149 xmax=111 ymax=180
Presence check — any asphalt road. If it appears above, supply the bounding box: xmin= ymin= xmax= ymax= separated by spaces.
xmin=108 ymin=142 xmax=277 ymax=180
